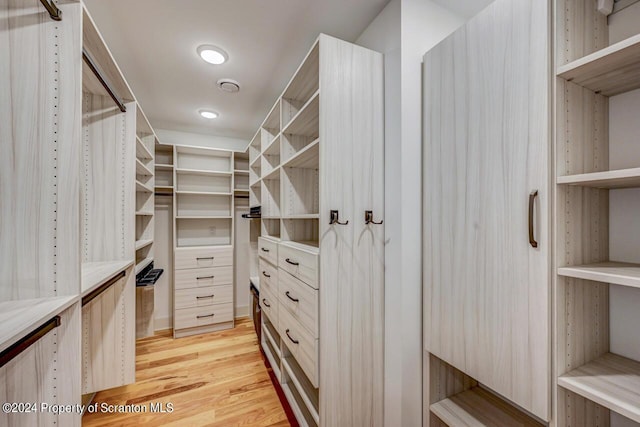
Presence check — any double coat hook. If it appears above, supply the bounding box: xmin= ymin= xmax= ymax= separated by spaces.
xmin=365 ymin=210 xmax=383 ymax=225
xmin=330 ymin=210 xmax=349 ymax=225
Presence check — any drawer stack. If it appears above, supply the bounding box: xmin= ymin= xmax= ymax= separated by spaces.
xmin=173 ymin=246 xmax=234 ymax=338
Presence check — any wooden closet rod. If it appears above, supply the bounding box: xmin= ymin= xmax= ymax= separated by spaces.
xmin=82 ymin=49 xmax=127 ymax=113
xmin=39 ymin=0 xmax=62 ymax=21
xmin=82 ymin=270 xmax=126 ymax=306
xmin=0 ymin=316 xmax=61 ymax=368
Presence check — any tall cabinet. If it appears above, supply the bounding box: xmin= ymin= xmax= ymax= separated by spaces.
xmin=252 ymin=34 xmax=384 ymax=427
xmin=422 ymin=0 xmax=551 ymax=424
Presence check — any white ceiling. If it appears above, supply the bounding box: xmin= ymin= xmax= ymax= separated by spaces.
xmin=431 ymin=0 xmax=495 ymax=20
xmin=83 ymin=0 xmax=390 ymax=140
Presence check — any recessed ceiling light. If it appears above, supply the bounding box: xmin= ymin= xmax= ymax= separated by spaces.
xmin=197 ymin=45 xmax=228 ymax=65
xmin=199 ymin=110 xmax=218 ymax=119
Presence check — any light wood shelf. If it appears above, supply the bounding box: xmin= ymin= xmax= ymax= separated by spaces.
xmin=557 ymin=167 xmax=640 ymax=189
xmin=430 ymin=387 xmax=544 ymax=427
xmin=136 ymin=211 xmax=154 ymax=216
xmin=135 ymin=257 xmax=154 ymax=275
xmin=175 ymin=168 xmax=232 ymax=177
xmin=283 ymin=139 xmax=319 ymax=169
xmin=135 ymin=239 xmax=153 ymax=251
xmin=557 ymin=33 xmax=640 ymax=96
xmin=234 ymin=169 xmax=249 ymax=174
xmin=136 ymin=158 xmax=153 ymax=177
xmin=280 ymin=240 xmax=319 ymax=253
xmin=250 ymin=155 xmax=262 ymax=169
xmin=283 ymin=357 xmax=320 ymax=424
xmin=558 ymin=353 xmax=640 ymax=424
xmin=263 ymin=165 xmax=281 ymax=181
xmin=81 ymin=260 xmax=134 ymax=296
xmin=282 ymin=214 xmax=319 ymax=220
xmin=558 ymin=261 xmax=640 ymax=289
xmin=250 ymin=179 xmax=262 ymax=187
xmin=155 ymin=185 xmax=174 ymax=193
xmin=136 ymin=180 xmax=152 ymax=193
xmin=175 ymin=190 xmax=232 ymax=196
xmin=155 ymin=164 xmax=174 ymax=171
xmin=282 ymin=90 xmax=319 ymax=137
xmin=263 ymin=321 xmax=281 ymax=358
xmin=263 ymin=133 xmax=281 ymax=157
xmin=0 ymin=296 xmax=79 ymax=354
xmin=176 ymin=215 xmax=233 ymax=220
xmin=135 ymin=136 xmax=153 ymax=160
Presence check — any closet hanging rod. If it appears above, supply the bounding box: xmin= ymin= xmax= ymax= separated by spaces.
xmin=0 ymin=316 xmax=61 ymax=368
xmin=82 ymin=270 xmax=126 ymax=306
xmin=39 ymin=0 xmax=62 ymax=21
xmin=82 ymin=49 xmax=127 ymax=113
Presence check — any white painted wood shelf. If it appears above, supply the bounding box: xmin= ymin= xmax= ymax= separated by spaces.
xmin=175 ymin=190 xmax=232 ymax=196
xmin=430 ymin=387 xmax=544 ymax=427
xmin=558 ymin=261 xmax=640 ymax=289
xmin=558 ymin=353 xmax=640 ymax=424
xmin=263 ymin=166 xmax=281 ymax=181
xmin=135 ymin=136 xmax=153 ymax=160
xmin=283 ymin=90 xmax=320 ymax=135
xmin=281 ymin=240 xmax=319 ymax=252
xmin=263 ymin=134 xmax=281 ymax=156
xmin=135 ymin=158 xmax=153 ymax=177
xmin=0 ymin=296 xmax=78 ymax=353
xmin=155 ymin=164 xmax=174 ymax=171
xmin=234 ymin=169 xmax=249 ymax=174
xmin=557 ymin=167 xmax=640 ymax=189
xmin=283 ymin=357 xmax=320 ymax=424
xmin=557 ymin=33 xmax=640 ymax=96
xmin=136 ymin=211 xmax=154 ymax=216
xmin=283 ymin=139 xmax=319 ymax=169
xmin=81 ymin=260 xmax=134 ymax=296
xmin=136 ymin=180 xmax=152 ymax=193
xmin=282 ymin=214 xmax=319 ymax=219
xmin=175 ymin=168 xmax=232 ymax=177
xmin=135 ymin=239 xmax=153 ymax=251
xmin=175 ymin=215 xmax=233 ymax=219
xmin=135 ymin=257 xmax=154 ymax=275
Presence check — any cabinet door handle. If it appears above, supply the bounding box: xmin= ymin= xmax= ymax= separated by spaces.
xmin=262 ymin=271 xmax=271 ymax=278
xmin=197 ymin=257 xmax=214 ymax=260
xmin=196 ymin=275 xmax=214 ymax=280
xmin=196 ymin=295 xmax=214 ymax=299
xmin=262 ymin=298 xmax=271 ymax=308
xmin=285 ymin=258 xmax=299 ymax=266
xmin=529 ymin=190 xmax=538 ymax=248
xmin=261 ymin=247 xmax=270 ymax=252
xmin=197 ymin=313 xmax=214 ymax=319
xmin=285 ymin=329 xmax=299 ymax=344
xmin=285 ymin=291 xmax=299 ymax=302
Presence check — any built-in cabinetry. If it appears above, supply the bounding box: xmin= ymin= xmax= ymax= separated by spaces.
xmin=253 ymin=34 xmax=384 ymax=426
xmin=422 ymin=0 xmax=551 ymax=424
xmin=172 ymin=146 xmax=235 ymax=337
xmin=555 ymin=1 xmax=640 ymax=425
xmin=135 ymin=107 xmax=156 ymax=275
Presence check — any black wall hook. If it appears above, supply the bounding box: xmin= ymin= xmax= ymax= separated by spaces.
xmin=330 ymin=210 xmax=349 ymax=225
xmin=365 ymin=210 xmax=383 ymax=225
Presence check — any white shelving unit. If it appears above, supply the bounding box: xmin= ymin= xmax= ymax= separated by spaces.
xmin=134 ymin=105 xmax=156 ymax=275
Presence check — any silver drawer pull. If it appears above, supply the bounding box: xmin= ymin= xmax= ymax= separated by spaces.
xmin=285 ymin=329 xmax=299 ymax=344
xmin=262 ymin=298 xmax=271 ymax=308
xmin=196 ymin=275 xmax=214 ymax=280
xmin=285 ymin=291 xmax=299 ymax=303
xmin=196 ymin=295 xmax=214 ymax=299
xmin=197 ymin=313 xmax=214 ymax=319
xmin=285 ymin=258 xmax=299 ymax=266
xmin=197 ymin=257 xmax=214 ymax=261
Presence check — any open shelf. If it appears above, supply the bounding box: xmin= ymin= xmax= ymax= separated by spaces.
xmin=263 ymin=321 xmax=281 ymax=358
xmin=557 ymin=167 xmax=640 ymax=189
xmin=155 ymin=164 xmax=174 ymax=171
xmin=282 ymin=381 xmax=318 ymax=427
xmin=81 ymin=260 xmax=133 ymax=296
xmin=135 ymin=239 xmax=153 ymax=251
xmin=430 ymin=387 xmax=544 ymax=427
xmin=282 ymin=91 xmax=319 ymax=138
xmin=0 ymin=295 xmax=79 ymax=354
xmin=282 ymin=214 xmax=319 ymax=219
xmin=263 ymin=165 xmax=281 ymax=181
xmin=283 ymin=357 xmax=319 ymax=424
xmin=176 ymin=168 xmax=232 ymax=177
xmin=176 ymin=218 xmax=232 ymax=247
xmin=175 ymin=190 xmax=232 ymax=196
xmin=558 ymin=261 xmax=640 ymax=289
xmin=176 ymin=216 xmax=233 ymax=219
xmin=280 ymin=240 xmax=319 ymax=253
xmin=136 ymin=136 xmax=153 ymax=161
xmin=136 ymin=180 xmax=153 ymax=193
xmin=136 ymin=211 xmax=153 ymax=216
xmin=282 ymin=41 xmax=319 ymax=128
xmin=136 ymin=158 xmax=153 ymax=177
xmin=155 ymin=185 xmax=174 ymax=193
xmin=557 ymin=33 xmax=640 ymax=97
xmin=234 ymin=169 xmax=249 ymax=174
xmin=558 ymin=353 xmax=640 ymax=424
xmin=135 ymin=257 xmax=154 ymax=275
xmin=282 ymin=138 xmax=319 ymax=169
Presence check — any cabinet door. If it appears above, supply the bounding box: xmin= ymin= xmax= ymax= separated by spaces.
xmin=422 ymin=0 xmax=550 ymax=419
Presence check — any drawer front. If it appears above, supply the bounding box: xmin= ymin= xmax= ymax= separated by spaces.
xmin=278 ymin=243 xmax=318 ymax=289
xmin=278 ymin=269 xmax=318 ymax=337
xmin=260 ymin=287 xmax=279 ymax=329
xmin=259 ymin=259 xmax=278 ymax=295
xmin=279 ymin=303 xmax=319 ymax=387
xmin=175 ymin=303 xmax=233 ymax=330
xmin=175 ymin=246 xmax=233 ymax=270
xmin=175 ymin=285 xmax=233 ymax=310
xmin=258 ymin=237 xmax=278 ymax=265
xmin=175 ymin=266 xmax=233 ymax=290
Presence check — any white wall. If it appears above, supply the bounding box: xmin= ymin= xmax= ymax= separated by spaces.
xmin=156 ymin=128 xmax=247 ymax=151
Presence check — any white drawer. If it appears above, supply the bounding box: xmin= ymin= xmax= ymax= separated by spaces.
xmin=278 ymin=269 xmax=318 ymax=338
xmin=175 ymin=303 xmax=233 ymax=330
xmin=175 ymin=246 xmax=233 ymax=270
xmin=259 ymin=259 xmax=278 ymax=295
xmin=260 ymin=286 xmax=279 ymax=329
xmin=258 ymin=237 xmax=278 ymax=266
xmin=175 ymin=285 xmax=233 ymax=310
xmin=278 ymin=242 xmax=318 ymax=289
xmin=279 ymin=303 xmax=319 ymax=387
xmin=175 ymin=266 xmax=233 ymax=290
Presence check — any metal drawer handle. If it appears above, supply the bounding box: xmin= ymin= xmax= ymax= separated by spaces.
xmin=197 ymin=313 xmax=214 ymax=319
xmin=261 ymin=247 xmax=270 ymax=252
xmin=262 ymin=298 xmax=271 ymax=308
xmin=285 ymin=258 xmax=299 ymax=266
xmin=285 ymin=291 xmax=299 ymax=302
xmin=285 ymin=329 xmax=299 ymax=344
xmin=196 ymin=295 xmax=214 ymax=299
xmin=197 ymin=257 xmax=214 ymax=260
xmin=262 ymin=271 xmax=271 ymax=278
xmin=196 ymin=275 xmax=214 ymax=280
xmin=529 ymin=190 xmax=538 ymax=248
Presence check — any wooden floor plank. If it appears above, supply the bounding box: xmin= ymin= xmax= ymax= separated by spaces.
xmin=82 ymin=319 xmax=290 ymax=426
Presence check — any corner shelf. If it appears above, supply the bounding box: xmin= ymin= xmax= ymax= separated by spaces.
xmin=558 ymin=261 xmax=640 ymax=289
xmin=135 ymin=136 xmax=153 ymax=161
xmin=430 ymin=387 xmax=544 ymax=427
xmin=558 ymin=353 xmax=640 ymax=424
xmin=263 ymin=165 xmax=281 ymax=181
xmin=557 ymin=33 xmax=640 ymax=96
xmin=282 ymin=139 xmax=319 ymax=169
xmin=136 ymin=158 xmax=153 ymax=177
xmin=136 ymin=180 xmax=152 ymax=193
xmin=557 ymin=167 xmax=640 ymax=189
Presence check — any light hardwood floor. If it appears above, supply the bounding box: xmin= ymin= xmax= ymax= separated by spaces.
xmin=82 ymin=319 xmax=290 ymax=427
